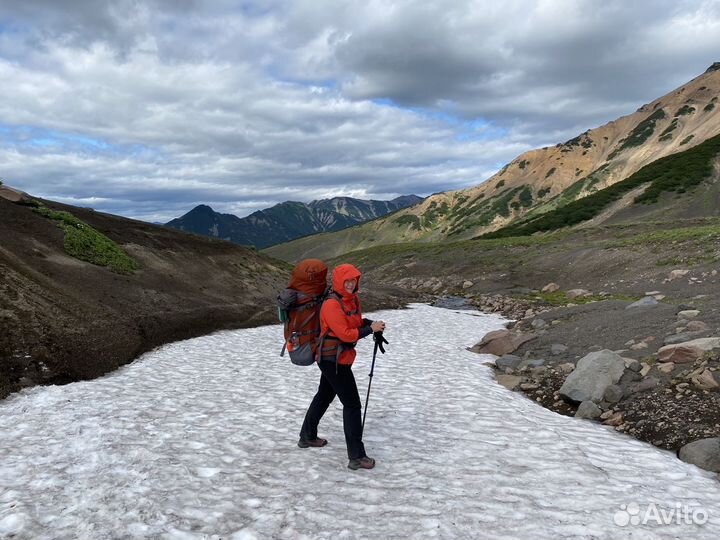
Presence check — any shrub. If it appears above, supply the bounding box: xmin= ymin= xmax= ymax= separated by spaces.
xmin=518 ymin=186 xmax=533 ymax=207
xmin=545 ymin=167 xmax=556 ymax=179
xmin=33 ymin=206 xmax=139 ymax=273
xmin=394 ymin=214 xmax=421 ymax=231
xmin=704 ymin=103 xmax=716 ymax=112
xmin=608 ymin=108 xmax=666 ymax=159
xmin=658 ymin=118 xmax=678 ymax=140
xmin=680 ymin=135 xmax=695 ymax=146
xmin=675 ymin=105 xmax=696 ymax=116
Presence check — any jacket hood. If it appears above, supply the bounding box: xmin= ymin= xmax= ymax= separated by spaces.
xmin=331 ymin=263 xmax=362 ymax=299
xmin=288 ymin=258 xmax=328 ymax=296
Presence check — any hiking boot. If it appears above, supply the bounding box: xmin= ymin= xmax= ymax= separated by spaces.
xmin=348 ymin=456 xmax=375 ymax=470
xmin=297 ymin=437 xmax=328 ymax=448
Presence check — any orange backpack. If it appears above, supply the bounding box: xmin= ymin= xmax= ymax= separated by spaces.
xmin=277 ymin=259 xmax=329 ymax=366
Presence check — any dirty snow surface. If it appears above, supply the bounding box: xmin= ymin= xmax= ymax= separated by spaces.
xmin=1 ymin=304 xmax=719 ymax=539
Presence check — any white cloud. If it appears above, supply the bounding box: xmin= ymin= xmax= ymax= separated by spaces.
xmin=0 ymin=0 xmax=718 ymax=222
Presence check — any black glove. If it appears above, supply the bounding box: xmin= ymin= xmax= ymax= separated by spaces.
xmin=373 ymin=331 xmax=389 ymax=354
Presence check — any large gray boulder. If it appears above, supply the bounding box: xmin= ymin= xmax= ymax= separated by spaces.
xmin=678 ymin=438 xmax=720 ymax=472
xmin=470 ymin=329 xmax=536 ymax=356
xmin=559 ymin=349 xmax=626 ymax=404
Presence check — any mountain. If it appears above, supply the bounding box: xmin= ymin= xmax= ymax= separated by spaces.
xmin=265 ymin=63 xmax=720 ymax=262
xmin=165 ymin=195 xmax=423 ymax=249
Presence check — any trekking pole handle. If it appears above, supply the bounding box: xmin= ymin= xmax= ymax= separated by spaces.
xmin=373 ymin=331 xmax=388 ymax=354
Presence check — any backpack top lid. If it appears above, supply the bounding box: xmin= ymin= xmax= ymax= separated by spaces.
xmin=288 ymin=258 xmax=328 ymax=296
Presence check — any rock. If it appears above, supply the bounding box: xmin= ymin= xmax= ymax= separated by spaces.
xmin=542 ymin=282 xmax=560 ymax=293
xmin=669 ymin=269 xmax=690 ymax=280
xmin=559 ymin=349 xmax=626 ymax=404
xmin=520 ymin=358 xmax=545 ymax=369
xmin=686 ymin=320 xmax=709 ymax=332
xmin=658 ymin=346 xmax=696 ymax=364
xmin=677 ymin=310 xmax=700 ymax=319
xmin=558 ymin=362 xmax=575 ymax=374
xmin=550 ymin=343 xmax=568 ymax=355
xmin=462 ymin=280 xmax=474 ymax=289
xmin=663 ymin=332 xmax=705 ymax=345
xmin=626 ymin=297 xmax=659 ymax=309
xmin=630 ymin=342 xmax=648 ymax=350
xmin=640 ymin=363 xmax=652 ymax=376
xmin=603 ymin=412 xmax=624 ymax=426
xmin=678 ymin=438 xmax=720 ymax=472
xmin=566 ymin=289 xmax=591 ymax=299
xmin=645 ymin=291 xmax=661 ymax=296
xmin=658 ymin=338 xmax=720 ymax=364
xmin=624 ymin=359 xmax=642 ymax=372
xmin=619 ymin=370 xmax=642 ymax=385
xmin=631 ymin=377 xmax=659 ymax=394
xmin=470 ymin=330 xmax=537 ymax=356
xmin=0 ymin=185 xmax=32 ymax=203
xmin=520 ymin=383 xmax=540 ymax=391
xmin=495 ymin=355 xmax=522 ymax=371
xmin=603 ymin=384 xmax=624 ymax=403
xmin=657 ymin=362 xmax=675 ymax=374
xmin=530 ymin=366 xmax=547 ymax=378
xmin=692 ymin=369 xmax=720 ymax=390
xmin=496 ymin=374 xmax=522 ymax=391
xmin=531 ymin=318 xmax=547 ymax=329
xmin=575 ymin=401 xmax=602 ymax=420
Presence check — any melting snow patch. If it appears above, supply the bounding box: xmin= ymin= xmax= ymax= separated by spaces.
xmin=0 ymin=304 xmax=719 ymax=539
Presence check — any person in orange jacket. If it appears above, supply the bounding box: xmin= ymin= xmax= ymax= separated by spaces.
xmin=299 ymin=263 xmax=385 ymax=470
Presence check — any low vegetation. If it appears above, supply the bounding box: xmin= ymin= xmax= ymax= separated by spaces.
xmin=34 ymin=205 xmax=139 ymax=273
xmin=483 ymin=133 xmax=720 ymax=238
xmin=394 ymin=214 xmax=421 ymax=231
xmin=675 ymin=105 xmax=696 ymax=116
xmin=608 ymin=108 xmax=666 ymax=159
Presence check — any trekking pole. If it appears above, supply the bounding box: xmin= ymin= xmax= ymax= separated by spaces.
xmin=362 ymin=331 xmax=388 ymax=435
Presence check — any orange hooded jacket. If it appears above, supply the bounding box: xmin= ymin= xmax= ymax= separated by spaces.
xmin=319 ymin=264 xmax=372 ymax=366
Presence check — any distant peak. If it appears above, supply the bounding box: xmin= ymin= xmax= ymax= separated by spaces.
xmin=191 ymin=204 xmax=214 ymax=212
xmin=705 ymin=62 xmax=720 ymax=73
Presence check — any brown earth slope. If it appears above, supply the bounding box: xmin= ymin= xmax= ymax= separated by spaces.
xmin=0 ymin=195 xmax=294 ymax=399
xmin=0 ymin=193 xmax=417 ymax=400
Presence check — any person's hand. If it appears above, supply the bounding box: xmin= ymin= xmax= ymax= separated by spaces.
xmin=371 ymin=320 xmax=385 ymax=333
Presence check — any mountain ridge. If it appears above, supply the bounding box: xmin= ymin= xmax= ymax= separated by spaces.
xmin=166 ymin=194 xmax=424 ymax=249
xmin=265 ymin=63 xmax=720 ymax=262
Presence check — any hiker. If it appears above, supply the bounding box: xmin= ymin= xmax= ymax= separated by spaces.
xmin=298 ymin=263 xmax=386 ymax=470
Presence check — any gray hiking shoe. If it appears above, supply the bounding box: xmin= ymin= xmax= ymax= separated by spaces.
xmin=348 ymin=456 xmax=375 ymax=470
xmin=298 ymin=437 xmax=328 ymax=448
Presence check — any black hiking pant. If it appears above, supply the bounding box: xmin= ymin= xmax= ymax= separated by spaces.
xmin=300 ymin=360 xmax=366 ymax=460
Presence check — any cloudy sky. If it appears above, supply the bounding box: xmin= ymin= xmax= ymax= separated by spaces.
xmin=1 ymin=0 xmax=719 ymax=222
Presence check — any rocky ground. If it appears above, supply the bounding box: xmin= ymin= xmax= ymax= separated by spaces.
xmin=332 ymin=217 xmax=720 ymax=473
xmin=464 ymin=276 xmax=720 ymax=475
